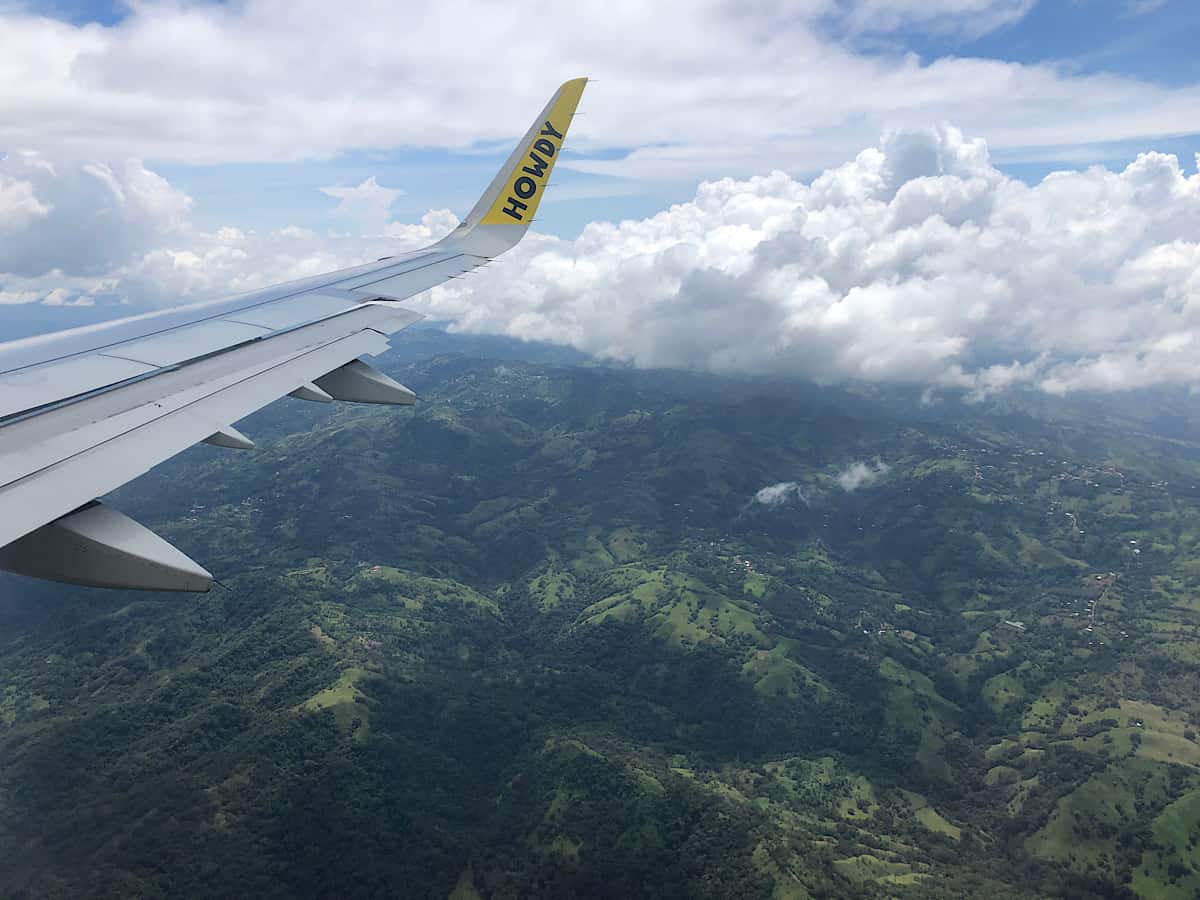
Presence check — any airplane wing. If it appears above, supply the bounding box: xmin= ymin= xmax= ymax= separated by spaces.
xmin=0 ymin=78 xmax=588 ymax=592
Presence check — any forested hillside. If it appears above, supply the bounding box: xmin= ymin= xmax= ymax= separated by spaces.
xmin=4 ymin=328 xmax=1200 ymax=898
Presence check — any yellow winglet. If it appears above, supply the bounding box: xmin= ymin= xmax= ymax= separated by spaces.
xmin=448 ymin=78 xmax=587 ymax=233
xmin=477 ymin=77 xmax=587 ymax=225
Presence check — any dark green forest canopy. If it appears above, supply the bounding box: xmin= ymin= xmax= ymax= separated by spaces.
xmin=4 ymin=327 xmax=1200 ymax=899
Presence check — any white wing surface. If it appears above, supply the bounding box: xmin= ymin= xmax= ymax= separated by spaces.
xmin=0 ymin=78 xmax=588 ymax=592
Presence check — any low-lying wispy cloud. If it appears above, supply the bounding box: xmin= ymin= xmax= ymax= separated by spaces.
xmin=836 ymin=461 xmax=891 ymax=492
xmin=753 ymin=482 xmax=809 ymax=507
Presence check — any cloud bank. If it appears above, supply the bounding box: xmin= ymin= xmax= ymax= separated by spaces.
xmin=4 ymin=124 xmax=1200 ymax=396
xmin=422 ymin=126 xmax=1200 ymax=396
xmin=0 ymin=153 xmax=190 ymax=279
xmin=0 ymin=151 xmax=455 ymax=308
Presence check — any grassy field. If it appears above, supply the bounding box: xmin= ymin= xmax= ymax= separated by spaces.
xmin=298 ymin=667 xmax=373 ymax=741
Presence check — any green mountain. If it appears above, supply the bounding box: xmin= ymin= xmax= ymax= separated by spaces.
xmin=4 ymin=328 xmax=1200 ymax=899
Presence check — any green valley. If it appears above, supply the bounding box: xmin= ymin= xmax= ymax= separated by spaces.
xmin=3 ymin=328 xmax=1200 ymax=898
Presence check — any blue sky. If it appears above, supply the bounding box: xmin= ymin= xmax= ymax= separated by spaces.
xmin=152 ymin=146 xmax=626 ymax=240
xmin=942 ymin=0 xmax=1200 ymax=84
xmin=844 ymin=1 xmax=1185 ymax=76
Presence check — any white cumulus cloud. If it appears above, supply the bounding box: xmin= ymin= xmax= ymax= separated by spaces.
xmin=0 ymin=152 xmax=190 ymax=278
xmin=836 ymin=461 xmax=891 ymax=492
xmin=0 ymin=172 xmax=51 ymax=231
xmin=0 ymin=149 xmax=459 ymax=307
xmin=416 ymin=125 xmax=1200 ymax=395
xmin=320 ymin=176 xmax=406 ymax=233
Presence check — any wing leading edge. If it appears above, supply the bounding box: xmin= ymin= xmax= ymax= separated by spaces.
xmin=0 ymin=78 xmax=588 ymax=592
